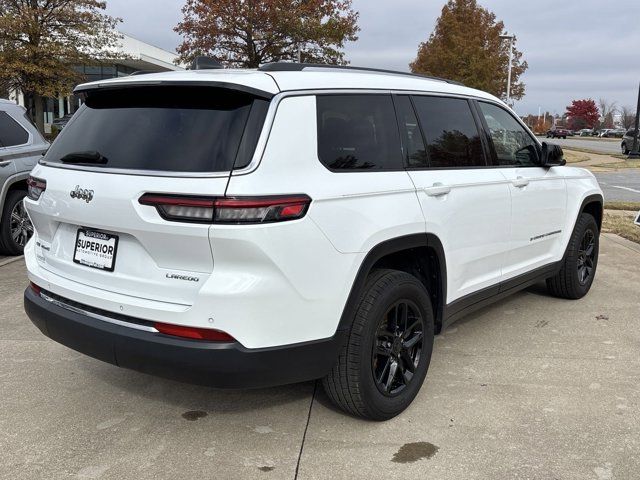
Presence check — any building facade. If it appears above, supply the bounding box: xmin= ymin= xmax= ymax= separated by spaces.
xmin=9 ymin=32 xmax=184 ymax=133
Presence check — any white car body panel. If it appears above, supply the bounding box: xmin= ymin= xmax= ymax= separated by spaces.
xmin=499 ymin=166 xmax=567 ymax=279
xmin=408 ymin=168 xmax=512 ymax=303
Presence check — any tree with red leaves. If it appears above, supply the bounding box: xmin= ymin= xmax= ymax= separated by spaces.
xmin=566 ymin=99 xmax=600 ymax=130
xmin=175 ymin=0 xmax=359 ymax=67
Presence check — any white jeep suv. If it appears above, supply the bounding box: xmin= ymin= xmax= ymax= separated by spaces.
xmin=23 ymin=63 xmax=603 ymax=420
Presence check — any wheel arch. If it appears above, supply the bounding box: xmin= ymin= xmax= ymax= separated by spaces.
xmin=0 ymin=172 xmax=29 ymax=211
xmin=580 ymin=193 xmax=603 ymax=231
xmin=337 ymin=233 xmax=448 ymax=334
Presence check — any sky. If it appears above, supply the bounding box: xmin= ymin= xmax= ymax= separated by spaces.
xmin=104 ymin=0 xmax=640 ymax=116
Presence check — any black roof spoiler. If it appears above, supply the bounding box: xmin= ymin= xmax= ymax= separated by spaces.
xmin=73 ymin=80 xmax=274 ymax=100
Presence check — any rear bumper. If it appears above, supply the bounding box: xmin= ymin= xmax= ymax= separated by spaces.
xmin=24 ymin=287 xmax=346 ymax=388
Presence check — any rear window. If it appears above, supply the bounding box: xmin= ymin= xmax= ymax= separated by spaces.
xmin=317 ymin=95 xmax=402 ymax=171
xmin=43 ymin=86 xmax=269 ymax=173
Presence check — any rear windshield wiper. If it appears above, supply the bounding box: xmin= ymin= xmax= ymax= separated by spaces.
xmin=59 ymin=151 xmax=108 ymax=164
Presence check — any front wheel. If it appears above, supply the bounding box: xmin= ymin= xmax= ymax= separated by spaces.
xmin=323 ymin=269 xmax=435 ymax=420
xmin=546 ymin=213 xmax=599 ymax=299
xmin=0 ymin=190 xmax=33 ymax=256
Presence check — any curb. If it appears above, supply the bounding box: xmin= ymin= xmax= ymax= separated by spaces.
xmin=0 ymin=255 xmax=24 ymax=268
xmin=602 ymin=233 xmax=640 ymax=255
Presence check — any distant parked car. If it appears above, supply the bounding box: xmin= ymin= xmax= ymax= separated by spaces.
xmin=578 ymin=129 xmax=595 ymax=137
xmin=621 ymin=129 xmax=638 ymax=154
xmin=601 ymin=128 xmax=625 ymax=138
xmin=0 ymin=99 xmax=49 ymax=255
xmin=597 ymin=129 xmax=623 ymax=138
xmin=51 ymin=114 xmax=73 ymax=131
xmin=546 ymin=127 xmax=570 ymax=139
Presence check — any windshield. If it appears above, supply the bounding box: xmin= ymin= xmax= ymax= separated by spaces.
xmin=43 ymin=86 xmax=269 ymax=173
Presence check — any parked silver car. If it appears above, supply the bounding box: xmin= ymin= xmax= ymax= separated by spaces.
xmin=0 ymin=99 xmax=48 ymax=255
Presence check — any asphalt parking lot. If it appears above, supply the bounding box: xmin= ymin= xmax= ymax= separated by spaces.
xmin=2 ymin=234 xmax=640 ymax=480
xmin=594 ymin=170 xmax=640 ymax=203
xmin=538 ymin=137 xmax=622 ymax=155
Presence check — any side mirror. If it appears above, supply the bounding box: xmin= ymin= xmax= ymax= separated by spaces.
xmin=540 ymin=142 xmax=566 ymax=167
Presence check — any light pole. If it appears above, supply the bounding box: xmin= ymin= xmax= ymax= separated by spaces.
xmin=499 ymin=34 xmax=514 ymax=106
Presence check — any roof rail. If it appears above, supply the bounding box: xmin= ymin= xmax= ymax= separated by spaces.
xmin=258 ymin=62 xmax=464 ymax=86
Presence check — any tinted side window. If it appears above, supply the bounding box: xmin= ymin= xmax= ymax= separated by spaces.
xmin=394 ymin=96 xmax=428 ymax=168
xmin=478 ymin=102 xmax=539 ymax=167
xmin=411 ymin=96 xmax=485 ymax=168
xmin=0 ymin=111 xmax=29 ymax=147
xmin=317 ymin=95 xmax=402 ymax=171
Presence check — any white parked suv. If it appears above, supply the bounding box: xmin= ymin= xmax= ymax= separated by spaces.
xmin=23 ymin=63 xmax=603 ymax=420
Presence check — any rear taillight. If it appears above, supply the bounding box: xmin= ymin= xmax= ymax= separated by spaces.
xmin=29 ymin=282 xmax=42 ymax=295
xmin=139 ymin=194 xmax=311 ymax=224
xmin=213 ymin=196 xmax=311 ymax=224
xmin=27 ymin=176 xmax=46 ymax=201
xmin=139 ymin=195 xmax=215 ymax=222
xmin=154 ymin=322 xmax=235 ymax=342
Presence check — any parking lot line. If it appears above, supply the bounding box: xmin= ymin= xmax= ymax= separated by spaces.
xmin=611 ymin=185 xmax=640 ymax=194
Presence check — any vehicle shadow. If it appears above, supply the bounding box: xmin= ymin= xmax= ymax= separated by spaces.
xmin=83 ymin=282 xmax=551 ymax=417
xmin=86 ymin=359 xmax=315 ymax=415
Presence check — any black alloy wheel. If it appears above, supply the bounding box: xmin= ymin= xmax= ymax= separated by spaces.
xmin=372 ymin=300 xmax=425 ymax=396
xmin=546 ymin=212 xmax=599 ymax=299
xmin=577 ymin=229 xmax=596 ymax=285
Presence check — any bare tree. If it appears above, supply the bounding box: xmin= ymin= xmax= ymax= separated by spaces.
xmin=597 ymin=98 xmax=617 ymax=129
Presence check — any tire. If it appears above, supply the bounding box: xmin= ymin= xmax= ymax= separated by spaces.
xmin=322 ymin=269 xmax=435 ymax=421
xmin=622 ymin=143 xmax=629 ymax=155
xmin=546 ymin=213 xmax=599 ymax=299
xmin=0 ymin=190 xmax=33 ymax=256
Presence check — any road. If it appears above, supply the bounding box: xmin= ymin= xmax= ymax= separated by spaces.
xmin=537 ymin=136 xmax=622 ymax=155
xmin=594 ymin=170 xmax=640 ymax=202
xmin=2 ymin=234 xmax=640 ymax=479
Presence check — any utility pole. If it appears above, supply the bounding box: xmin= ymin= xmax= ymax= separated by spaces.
xmin=499 ymin=34 xmax=514 ymax=106
xmin=629 ymin=82 xmax=640 ymax=159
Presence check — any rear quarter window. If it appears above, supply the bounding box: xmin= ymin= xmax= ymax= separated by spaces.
xmin=316 ymin=94 xmax=402 ymax=171
xmin=43 ymin=86 xmax=269 ymax=173
xmin=0 ymin=111 xmax=29 ymax=147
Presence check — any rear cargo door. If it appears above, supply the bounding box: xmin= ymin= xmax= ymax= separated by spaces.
xmin=28 ymin=85 xmax=270 ymax=305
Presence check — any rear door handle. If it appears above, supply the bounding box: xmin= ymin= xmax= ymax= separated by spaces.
xmin=0 ymin=160 xmax=12 ymax=168
xmin=424 ymin=182 xmax=451 ymax=197
xmin=512 ymin=176 xmax=529 ymax=188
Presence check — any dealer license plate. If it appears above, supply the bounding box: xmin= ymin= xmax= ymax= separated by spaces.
xmin=73 ymin=229 xmax=118 ymax=271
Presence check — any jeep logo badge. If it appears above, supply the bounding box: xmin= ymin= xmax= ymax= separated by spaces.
xmin=70 ymin=186 xmax=94 ymax=203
